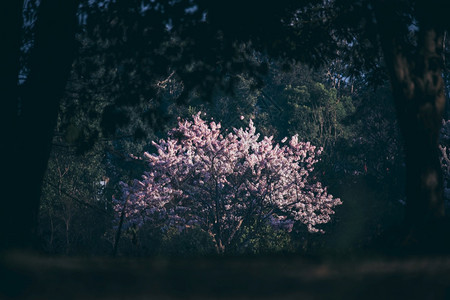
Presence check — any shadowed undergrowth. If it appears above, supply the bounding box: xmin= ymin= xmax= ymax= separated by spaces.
xmin=2 ymin=251 xmax=450 ymax=299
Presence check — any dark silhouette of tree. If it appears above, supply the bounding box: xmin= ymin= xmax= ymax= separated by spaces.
xmin=0 ymin=0 xmax=79 ymax=250
xmin=372 ymin=2 xmax=447 ymax=246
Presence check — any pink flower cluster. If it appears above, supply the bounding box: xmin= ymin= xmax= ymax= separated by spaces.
xmin=113 ymin=112 xmax=341 ymax=250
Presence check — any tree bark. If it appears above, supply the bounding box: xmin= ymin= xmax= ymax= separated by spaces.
xmin=380 ymin=24 xmax=446 ymax=244
xmin=0 ymin=1 xmax=22 ymax=140
xmin=0 ymin=1 xmax=23 ymax=251
xmin=0 ymin=0 xmax=79 ymax=251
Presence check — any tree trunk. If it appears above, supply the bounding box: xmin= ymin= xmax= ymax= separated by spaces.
xmin=401 ymin=92 xmax=445 ymax=226
xmin=0 ymin=0 xmax=79 ymax=251
xmin=113 ymin=196 xmax=129 ymax=257
xmin=381 ymin=25 xmax=446 ymax=246
xmin=0 ymin=1 xmax=23 ymax=251
xmin=0 ymin=1 xmax=22 ymax=143
xmin=65 ymin=219 xmax=71 ymax=255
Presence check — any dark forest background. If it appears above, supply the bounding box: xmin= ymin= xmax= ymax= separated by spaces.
xmin=3 ymin=0 xmax=450 ymax=257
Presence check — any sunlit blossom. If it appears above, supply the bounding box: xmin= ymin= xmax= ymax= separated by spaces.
xmin=113 ymin=112 xmax=341 ymax=251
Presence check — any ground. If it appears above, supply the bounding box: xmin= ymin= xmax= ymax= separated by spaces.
xmin=2 ymin=251 xmax=450 ymax=299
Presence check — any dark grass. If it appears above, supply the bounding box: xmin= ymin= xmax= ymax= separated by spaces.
xmin=3 ymin=250 xmax=450 ymax=299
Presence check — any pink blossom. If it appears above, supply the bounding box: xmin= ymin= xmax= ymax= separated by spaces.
xmin=113 ymin=112 xmax=341 ymax=252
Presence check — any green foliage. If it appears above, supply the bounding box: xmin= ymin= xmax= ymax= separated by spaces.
xmin=160 ymin=227 xmax=217 ymax=257
xmin=282 ymin=82 xmax=355 ymax=151
xmin=39 ymin=144 xmax=113 ymax=254
xmin=352 ymin=83 xmax=403 ymax=183
xmin=230 ymin=223 xmax=295 ymax=255
xmin=166 ymin=73 xmax=261 ymax=131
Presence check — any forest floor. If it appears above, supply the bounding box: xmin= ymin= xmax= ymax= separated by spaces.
xmin=2 ymin=250 xmax=450 ymax=299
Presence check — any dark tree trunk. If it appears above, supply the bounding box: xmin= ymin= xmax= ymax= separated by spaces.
xmin=0 ymin=0 xmax=25 ymax=251
xmin=0 ymin=0 xmax=79 ymax=251
xmin=0 ymin=1 xmax=22 ymax=138
xmin=381 ymin=24 xmax=446 ymax=246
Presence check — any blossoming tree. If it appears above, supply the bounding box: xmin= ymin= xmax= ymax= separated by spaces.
xmin=113 ymin=113 xmax=341 ymax=253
